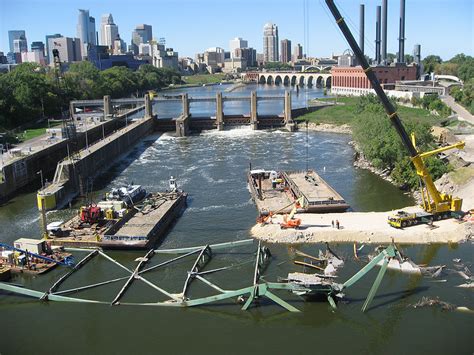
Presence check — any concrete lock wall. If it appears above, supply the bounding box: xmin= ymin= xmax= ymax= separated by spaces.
xmin=66 ymin=117 xmax=154 ymax=201
xmin=0 ymin=114 xmax=131 ymax=203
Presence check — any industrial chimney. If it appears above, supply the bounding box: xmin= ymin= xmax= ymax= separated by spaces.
xmin=413 ymin=44 xmax=421 ymax=64
xmin=398 ymin=0 xmax=406 ymax=63
xmin=381 ymin=0 xmax=388 ymax=64
xmin=359 ymin=4 xmax=365 ymax=56
xmin=375 ymin=6 xmax=381 ymax=64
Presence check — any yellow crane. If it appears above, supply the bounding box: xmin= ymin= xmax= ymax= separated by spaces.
xmin=324 ymin=0 xmax=465 ymax=228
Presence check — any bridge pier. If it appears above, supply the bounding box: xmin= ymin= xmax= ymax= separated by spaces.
xmin=176 ymin=94 xmax=190 ymax=137
xmin=104 ymin=95 xmax=112 ymax=118
xmin=250 ymin=91 xmax=258 ymax=130
xmin=284 ymin=91 xmax=296 ymax=132
xmin=216 ymin=92 xmax=224 ymax=131
xmin=144 ymin=94 xmax=153 ymax=119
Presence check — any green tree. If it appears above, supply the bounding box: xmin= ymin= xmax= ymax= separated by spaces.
xmin=100 ymin=66 xmax=138 ymax=98
xmin=352 ymin=95 xmax=451 ymax=189
xmin=64 ymin=61 xmax=102 ymax=99
xmin=422 ymin=55 xmax=442 ymax=73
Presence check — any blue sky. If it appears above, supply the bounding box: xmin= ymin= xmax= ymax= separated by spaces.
xmin=1 ymin=0 xmax=472 ymax=60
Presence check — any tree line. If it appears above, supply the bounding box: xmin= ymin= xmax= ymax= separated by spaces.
xmin=352 ymin=95 xmax=451 ymax=190
xmin=422 ymin=53 xmax=473 ymax=113
xmin=0 ymin=62 xmax=182 ymax=130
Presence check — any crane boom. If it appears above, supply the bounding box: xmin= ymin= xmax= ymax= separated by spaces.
xmin=324 ymin=0 xmax=463 ymax=215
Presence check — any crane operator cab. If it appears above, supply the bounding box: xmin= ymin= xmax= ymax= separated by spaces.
xmin=169 ymin=176 xmax=178 ymax=192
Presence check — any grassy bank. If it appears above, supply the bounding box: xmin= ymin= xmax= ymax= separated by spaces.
xmin=298 ymin=96 xmax=443 ymax=127
xmin=181 ymin=73 xmax=226 ymax=86
xmin=298 ymin=95 xmax=452 ymax=190
xmin=19 ymin=120 xmax=62 ymax=142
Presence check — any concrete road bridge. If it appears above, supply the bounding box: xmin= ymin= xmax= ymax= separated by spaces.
xmin=244 ymin=71 xmax=332 ymax=88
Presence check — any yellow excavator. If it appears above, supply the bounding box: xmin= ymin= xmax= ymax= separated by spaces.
xmin=257 ymin=196 xmax=307 ymax=229
xmin=280 ymin=196 xmax=307 ymax=229
xmin=324 ymin=0 xmax=466 ymax=228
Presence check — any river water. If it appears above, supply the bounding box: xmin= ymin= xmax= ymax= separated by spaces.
xmin=0 ymin=84 xmax=472 ymax=354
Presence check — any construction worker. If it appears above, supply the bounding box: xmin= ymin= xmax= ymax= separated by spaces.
xmin=331 ymin=220 xmax=335 ymax=228
xmin=336 ymin=220 xmax=340 ymax=230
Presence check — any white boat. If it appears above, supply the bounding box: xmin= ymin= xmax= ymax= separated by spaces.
xmin=106 ymin=184 xmax=147 ymax=207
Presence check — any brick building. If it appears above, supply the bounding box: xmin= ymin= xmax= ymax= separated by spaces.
xmin=331 ymin=65 xmax=417 ymax=96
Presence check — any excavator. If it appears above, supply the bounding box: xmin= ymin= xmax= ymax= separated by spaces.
xmin=280 ymin=196 xmax=307 ymax=229
xmin=324 ymin=0 xmax=466 ymax=229
xmin=257 ymin=196 xmax=307 ymax=229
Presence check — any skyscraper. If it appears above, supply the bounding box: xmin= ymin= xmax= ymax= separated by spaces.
xmin=100 ymin=14 xmax=119 ymax=49
xmin=229 ymin=37 xmax=248 ymax=58
xmin=293 ymin=43 xmax=303 ymax=61
xmin=280 ymin=39 xmax=291 ymax=63
xmin=45 ymin=34 xmax=62 ymax=64
xmin=8 ymin=30 xmax=26 ymax=53
xmin=48 ymin=36 xmax=82 ymax=64
xmin=263 ymin=23 xmax=278 ymax=62
xmin=13 ymin=36 xmax=28 ymax=53
xmin=77 ymin=9 xmax=96 ymax=58
xmin=131 ymin=24 xmax=152 ymax=55
xmin=31 ymin=41 xmax=45 ymax=54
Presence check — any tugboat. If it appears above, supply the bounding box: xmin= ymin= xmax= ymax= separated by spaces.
xmin=106 ymin=184 xmax=148 ymax=207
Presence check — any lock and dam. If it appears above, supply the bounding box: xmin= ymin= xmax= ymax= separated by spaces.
xmin=1 ymin=85 xmax=327 ymax=204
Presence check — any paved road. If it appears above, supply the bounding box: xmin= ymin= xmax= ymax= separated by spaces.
xmin=441 ymin=95 xmax=474 ymax=124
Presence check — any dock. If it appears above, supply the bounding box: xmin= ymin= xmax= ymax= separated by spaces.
xmin=50 ymin=192 xmax=187 ymax=249
xmin=248 ymin=169 xmax=349 ymax=216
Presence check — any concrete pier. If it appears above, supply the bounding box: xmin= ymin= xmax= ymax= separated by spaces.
xmin=176 ymin=94 xmax=190 ymax=137
xmin=250 ymin=91 xmax=258 ymax=130
xmin=216 ymin=92 xmax=224 ymax=131
xmin=284 ymin=91 xmax=296 ymax=132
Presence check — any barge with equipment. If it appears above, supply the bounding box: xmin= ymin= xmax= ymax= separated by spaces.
xmin=248 ymin=169 xmax=349 ymax=216
xmin=0 ymin=239 xmax=73 ymax=275
xmin=47 ymin=179 xmax=187 ymax=249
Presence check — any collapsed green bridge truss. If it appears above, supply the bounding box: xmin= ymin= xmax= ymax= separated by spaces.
xmin=0 ymin=240 xmax=398 ymax=313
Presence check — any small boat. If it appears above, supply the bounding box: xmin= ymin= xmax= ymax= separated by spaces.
xmin=106 ymin=184 xmax=148 ymax=207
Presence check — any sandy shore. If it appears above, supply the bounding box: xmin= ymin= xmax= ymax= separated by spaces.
xmin=250 ymin=205 xmax=473 ymax=245
xmin=297 ymin=122 xmax=352 ymax=134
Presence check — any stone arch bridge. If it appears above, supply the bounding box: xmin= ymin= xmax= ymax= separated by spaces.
xmin=247 ymin=72 xmax=332 ymax=88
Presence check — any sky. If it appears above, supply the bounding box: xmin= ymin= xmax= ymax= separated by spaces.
xmin=1 ymin=0 xmax=473 ymax=60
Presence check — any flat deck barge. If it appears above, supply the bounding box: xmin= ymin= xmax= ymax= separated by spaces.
xmin=50 ymin=192 xmax=187 ymax=250
xmin=0 ymin=266 xmax=11 ymax=281
xmin=248 ymin=169 xmax=349 ymax=216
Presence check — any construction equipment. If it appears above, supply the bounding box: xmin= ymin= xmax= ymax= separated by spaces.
xmin=324 ymin=0 xmax=465 ymax=228
xmin=280 ymin=196 xmax=306 ymax=229
xmin=80 ymin=205 xmax=102 ymax=225
xmin=0 ymin=242 xmax=74 ymax=267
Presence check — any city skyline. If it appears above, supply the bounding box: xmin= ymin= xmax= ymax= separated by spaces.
xmin=0 ymin=0 xmax=472 ymax=60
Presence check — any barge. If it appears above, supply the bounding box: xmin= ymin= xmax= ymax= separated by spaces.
xmin=0 ymin=238 xmax=72 ymax=275
xmin=248 ymin=169 xmax=349 ymax=216
xmin=0 ymin=266 xmax=12 ymax=281
xmin=48 ymin=184 xmax=187 ymax=250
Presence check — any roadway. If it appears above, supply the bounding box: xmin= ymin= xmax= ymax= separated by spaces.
xmin=441 ymin=95 xmax=474 ymax=124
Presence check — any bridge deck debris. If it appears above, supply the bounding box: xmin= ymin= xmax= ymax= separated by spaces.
xmin=0 ymin=241 xmax=408 ymax=313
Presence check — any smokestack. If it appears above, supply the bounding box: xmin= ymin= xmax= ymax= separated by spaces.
xmin=359 ymin=4 xmax=365 ymax=56
xmin=381 ymin=0 xmax=388 ymax=64
xmin=375 ymin=6 xmax=381 ymax=64
xmin=413 ymin=44 xmax=421 ymax=64
xmin=398 ymin=0 xmax=406 ymax=63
